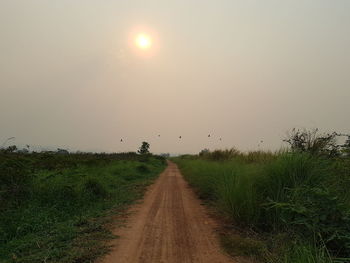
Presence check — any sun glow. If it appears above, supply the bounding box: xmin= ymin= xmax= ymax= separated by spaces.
xmin=135 ymin=34 xmax=152 ymax=49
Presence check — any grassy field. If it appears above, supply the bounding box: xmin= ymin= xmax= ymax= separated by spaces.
xmin=0 ymin=151 xmax=166 ymax=263
xmin=173 ymin=150 xmax=350 ymax=263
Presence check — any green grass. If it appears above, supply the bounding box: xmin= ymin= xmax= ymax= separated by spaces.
xmin=220 ymin=232 xmax=268 ymax=260
xmin=0 ymin=152 xmax=166 ymax=263
xmin=173 ymin=151 xmax=350 ymax=263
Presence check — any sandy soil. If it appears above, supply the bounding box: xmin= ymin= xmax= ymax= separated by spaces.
xmin=99 ymin=161 xmax=235 ymax=263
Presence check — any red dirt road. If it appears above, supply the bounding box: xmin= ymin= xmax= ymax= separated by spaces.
xmin=100 ymin=161 xmax=235 ymax=263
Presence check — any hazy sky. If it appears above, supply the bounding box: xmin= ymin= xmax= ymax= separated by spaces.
xmin=1 ymin=0 xmax=349 ymax=153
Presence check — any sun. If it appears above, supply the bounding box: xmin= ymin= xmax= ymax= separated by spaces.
xmin=135 ymin=34 xmax=152 ymax=49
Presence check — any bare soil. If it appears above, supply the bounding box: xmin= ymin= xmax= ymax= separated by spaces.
xmin=99 ymin=161 xmax=235 ymax=263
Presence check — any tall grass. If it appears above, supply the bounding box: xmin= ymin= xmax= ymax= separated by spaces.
xmin=174 ymin=151 xmax=350 ymax=262
xmin=199 ymin=148 xmax=277 ymax=163
xmin=216 ymin=165 xmax=260 ymax=224
xmin=282 ymin=243 xmax=333 ymax=263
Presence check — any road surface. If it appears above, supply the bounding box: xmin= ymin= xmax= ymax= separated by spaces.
xmin=100 ymin=161 xmax=235 ymax=263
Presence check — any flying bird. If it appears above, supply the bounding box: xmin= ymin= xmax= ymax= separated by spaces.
xmin=179 ymin=136 xmax=182 ymax=139
xmin=219 ymin=138 xmax=222 ymax=141
xmin=208 ymin=134 xmax=211 ymax=137
xmin=120 ymin=139 xmax=123 ymax=142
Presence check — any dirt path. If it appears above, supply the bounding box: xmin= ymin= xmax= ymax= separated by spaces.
xmin=100 ymin=161 xmax=235 ymax=263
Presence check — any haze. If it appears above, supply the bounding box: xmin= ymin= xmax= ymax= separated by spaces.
xmin=1 ymin=0 xmax=349 ymax=154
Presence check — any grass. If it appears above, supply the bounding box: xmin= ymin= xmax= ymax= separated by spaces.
xmin=220 ymin=232 xmax=268 ymax=259
xmin=0 ymin=152 xmax=166 ymax=263
xmin=173 ymin=150 xmax=350 ymax=263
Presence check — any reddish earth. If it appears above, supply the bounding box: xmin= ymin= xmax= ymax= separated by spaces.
xmin=99 ymin=161 xmax=235 ymax=263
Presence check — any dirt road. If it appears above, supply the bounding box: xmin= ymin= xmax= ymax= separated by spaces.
xmin=100 ymin=161 xmax=235 ymax=263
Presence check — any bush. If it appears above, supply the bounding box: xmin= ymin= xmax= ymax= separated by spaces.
xmin=283 ymin=128 xmax=342 ymax=157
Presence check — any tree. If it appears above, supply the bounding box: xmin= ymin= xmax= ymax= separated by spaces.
xmin=199 ymin=148 xmax=210 ymax=156
xmin=138 ymin=141 xmax=150 ymax=154
xmin=283 ymin=128 xmax=340 ymax=157
xmin=5 ymin=145 xmax=17 ymax=153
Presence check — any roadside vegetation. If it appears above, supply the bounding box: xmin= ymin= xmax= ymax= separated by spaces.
xmin=173 ymin=129 xmax=350 ymax=263
xmin=0 ymin=148 xmax=166 ymax=263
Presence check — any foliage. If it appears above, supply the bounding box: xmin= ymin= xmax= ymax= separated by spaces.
xmin=2 ymin=145 xmax=18 ymax=153
xmin=342 ymin=136 xmax=350 ymax=157
xmin=0 ymin=158 xmax=32 ymax=203
xmin=198 ymin=148 xmax=210 ymax=156
xmin=199 ymin=148 xmax=240 ymax=161
xmin=173 ymin=151 xmax=350 ymax=262
xmin=138 ymin=141 xmax=150 ymax=155
xmin=283 ymin=128 xmax=341 ymax=157
xmin=221 ymin=233 xmax=268 ymax=260
xmin=198 ymin=148 xmax=277 ymax=163
xmin=0 ymin=151 xmax=166 ymax=263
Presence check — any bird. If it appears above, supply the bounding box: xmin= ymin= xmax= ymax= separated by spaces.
xmin=158 ymin=134 xmax=161 ymax=137
xmin=208 ymin=134 xmax=211 ymax=137
xmin=120 ymin=139 xmax=123 ymax=142
xmin=219 ymin=138 xmax=222 ymax=141
xmin=179 ymin=136 xmax=182 ymax=139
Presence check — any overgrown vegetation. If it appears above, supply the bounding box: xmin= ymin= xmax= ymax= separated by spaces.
xmin=173 ymin=129 xmax=350 ymax=263
xmin=0 ymin=150 xmax=166 ymax=263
